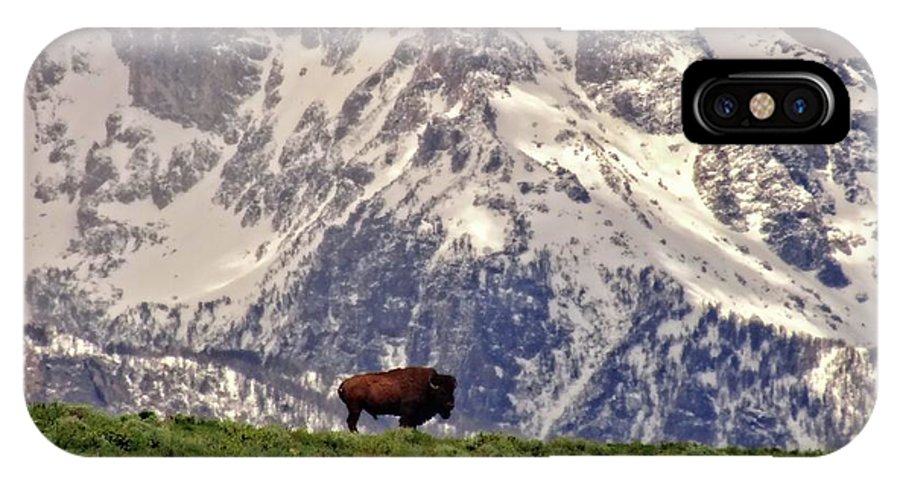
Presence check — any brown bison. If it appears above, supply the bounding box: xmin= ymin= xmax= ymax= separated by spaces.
xmin=337 ymin=367 xmax=457 ymax=432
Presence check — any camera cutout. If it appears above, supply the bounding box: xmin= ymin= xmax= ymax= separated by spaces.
xmin=682 ymin=60 xmax=849 ymax=144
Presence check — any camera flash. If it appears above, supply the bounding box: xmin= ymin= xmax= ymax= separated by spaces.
xmin=750 ymin=92 xmax=775 ymax=120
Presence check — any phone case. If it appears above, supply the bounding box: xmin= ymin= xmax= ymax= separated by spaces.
xmin=24 ymin=28 xmax=876 ymax=456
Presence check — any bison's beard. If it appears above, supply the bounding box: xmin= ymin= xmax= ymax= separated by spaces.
xmin=439 ymin=410 xmax=452 ymax=420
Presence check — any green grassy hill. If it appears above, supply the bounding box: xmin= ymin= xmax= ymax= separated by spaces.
xmin=28 ymin=403 xmax=822 ymax=457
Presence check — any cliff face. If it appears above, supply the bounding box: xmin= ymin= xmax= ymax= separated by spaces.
xmin=25 ymin=29 xmax=876 ymax=450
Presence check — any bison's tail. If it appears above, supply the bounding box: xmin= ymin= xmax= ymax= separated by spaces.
xmin=337 ymin=382 xmax=347 ymax=402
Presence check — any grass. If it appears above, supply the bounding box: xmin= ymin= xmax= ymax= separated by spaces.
xmin=28 ymin=403 xmax=824 ymax=457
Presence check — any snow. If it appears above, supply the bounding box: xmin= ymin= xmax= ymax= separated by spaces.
xmin=448 ymin=203 xmax=506 ymax=253
xmin=697 ymin=370 xmax=718 ymax=388
xmin=24 ymin=197 xmax=79 ymax=272
xmin=443 ymin=101 xmax=463 ymax=119
xmin=49 ymin=30 xmax=131 ymax=161
xmin=380 ymin=341 xmax=409 ymax=370
xmin=807 ymin=348 xmax=840 ymax=395
xmin=73 ymin=30 xmax=426 ymax=319
xmin=259 ymin=29 xmax=416 ymax=164
xmin=491 ymin=68 xmax=872 ymax=346
xmin=99 ymin=154 xmax=279 ymax=309
xmin=302 ymin=371 xmax=323 ymax=393
xmin=25 ymin=30 xmax=128 ymax=270
xmin=363 ymin=133 xmax=421 ymax=199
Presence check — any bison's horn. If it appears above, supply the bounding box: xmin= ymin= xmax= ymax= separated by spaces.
xmin=429 ymin=379 xmax=440 ymax=390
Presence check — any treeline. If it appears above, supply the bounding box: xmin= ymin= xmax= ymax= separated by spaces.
xmin=28 ymin=403 xmax=823 ymax=457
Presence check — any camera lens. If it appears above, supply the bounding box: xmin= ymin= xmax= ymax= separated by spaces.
xmin=713 ymin=94 xmax=738 ymax=118
xmin=791 ymin=98 xmax=808 ymax=116
xmin=784 ymin=89 xmax=819 ymax=123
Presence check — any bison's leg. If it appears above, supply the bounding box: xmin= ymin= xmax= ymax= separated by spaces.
xmin=346 ymin=405 xmax=362 ymax=433
xmin=397 ymin=405 xmax=414 ymax=429
xmin=398 ymin=415 xmax=422 ymax=430
xmin=398 ymin=414 xmax=416 ymax=429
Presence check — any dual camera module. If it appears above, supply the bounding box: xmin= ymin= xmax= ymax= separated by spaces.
xmin=705 ymin=83 xmax=825 ymax=126
xmin=713 ymin=90 xmax=814 ymax=122
xmin=682 ymin=60 xmax=849 ymax=144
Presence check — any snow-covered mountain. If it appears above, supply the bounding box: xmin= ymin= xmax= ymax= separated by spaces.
xmin=24 ymin=28 xmax=876 ymax=450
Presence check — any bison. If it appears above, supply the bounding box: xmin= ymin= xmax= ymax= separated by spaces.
xmin=337 ymin=367 xmax=457 ymax=433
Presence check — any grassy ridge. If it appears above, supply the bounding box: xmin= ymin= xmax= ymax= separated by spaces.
xmin=29 ymin=403 xmax=822 ymax=457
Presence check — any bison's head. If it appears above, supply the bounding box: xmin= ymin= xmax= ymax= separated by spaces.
xmin=428 ymin=372 xmax=457 ymax=419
